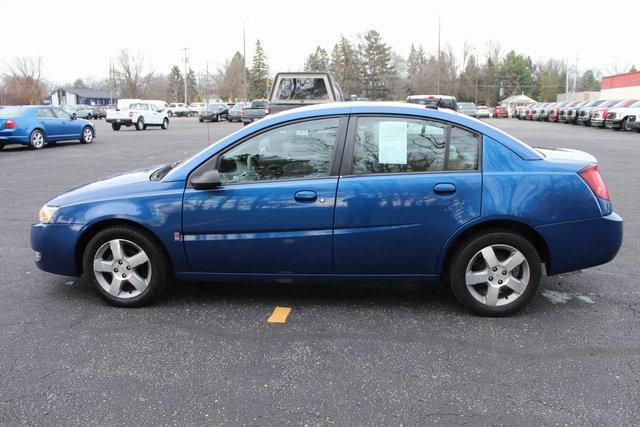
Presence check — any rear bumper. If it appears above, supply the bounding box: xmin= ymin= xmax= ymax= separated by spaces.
xmin=106 ymin=118 xmax=133 ymax=125
xmin=537 ymin=212 xmax=623 ymax=275
xmin=31 ymin=223 xmax=83 ymax=276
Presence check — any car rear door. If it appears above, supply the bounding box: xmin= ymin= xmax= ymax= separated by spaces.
xmin=182 ymin=116 xmax=347 ymax=274
xmin=35 ymin=108 xmax=60 ymax=139
xmin=333 ymin=115 xmax=482 ymax=275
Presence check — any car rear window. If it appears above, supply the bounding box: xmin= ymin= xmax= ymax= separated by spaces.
xmin=0 ymin=106 xmax=28 ymax=117
xmin=251 ymin=100 xmax=267 ymax=108
xmin=274 ymin=77 xmax=329 ymax=102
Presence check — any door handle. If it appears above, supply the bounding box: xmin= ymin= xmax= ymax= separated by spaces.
xmin=433 ymin=183 xmax=456 ymax=194
xmin=294 ymin=190 xmax=318 ymax=202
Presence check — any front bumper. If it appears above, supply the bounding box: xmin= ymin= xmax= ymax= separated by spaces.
xmin=591 ymin=118 xmax=605 ymax=126
xmin=537 ymin=212 xmax=623 ymax=275
xmin=605 ymin=119 xmax=623 ymax=129
xmin=31 ymin=223 xmax=83 ymax=276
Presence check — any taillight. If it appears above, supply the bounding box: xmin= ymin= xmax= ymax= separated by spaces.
xmin=579 ymin=164 xmax=609 ymax=201
xmin=5 ymin=119 xmax=16 ymax=129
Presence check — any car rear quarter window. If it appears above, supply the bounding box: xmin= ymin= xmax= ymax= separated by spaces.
xmin=352 ymin=116 xmax=479 ymax=175
xmin=218 ymin=117 xmax=340 ymax=184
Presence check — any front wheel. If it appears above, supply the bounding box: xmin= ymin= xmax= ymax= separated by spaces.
xmin=135 ymin=117 xmax=145 ymax=131
xmin=82 ymin=226 xmax=170 ymax=307
xmin=449 ymin=231 xmax=542 ymax=316
xmin=161 ymin=118 xmax=169 ymax=130
xmin=215 ymin=114 xmax=220 ymax=122
xmin=112 ymin=123 xmax=121 ymax=131
xmin=29 ymin=129 xmax=45 ymax=149
xmin=80 ymin=126 xmax=94 ymax=143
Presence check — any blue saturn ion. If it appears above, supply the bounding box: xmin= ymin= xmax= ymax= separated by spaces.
xmin=0 ymin=105 xmax=95 ymax=150
xmin=31 ymin=102 xmax=622 ymax=315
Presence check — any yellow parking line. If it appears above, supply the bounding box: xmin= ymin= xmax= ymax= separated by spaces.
xmin=267 ymin=306 xmax=292 ymax=324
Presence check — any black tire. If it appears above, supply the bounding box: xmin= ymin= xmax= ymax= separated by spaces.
xmin=161 ymin=118 xmax=169 ymax=130
xmin=28 ymin=129 xmax=45 ymax=149
xmin=215 ymin=114 xmax=220 ymax=122
xmin=80 ymin=126 xmax=94 ymax=144
xmin=168 ymin=111 xmax=173 ymax=117
xmin=0 ymin=143 xmax=5 ymax=151
xmin=112 ymin=123 xmax=121 ymax=131
xmin=136 ymin=117 xmax=145 ymax=131
xmin=449 ymin=231 xmax=542 ymax=316
xmin=87 ymin=114 xmax=93 ymax=120
xmin=199 ymin=118 xmax=203 ymax=123
xmin=82 ymin=226 xmax=171 ymax=307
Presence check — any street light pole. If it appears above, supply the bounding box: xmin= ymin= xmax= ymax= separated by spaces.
xmin=180 ymin=47 xmax=190 ymax=105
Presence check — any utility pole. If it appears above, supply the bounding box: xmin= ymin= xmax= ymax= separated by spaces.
xmin=180 ymin=47 xmax=190 ymax=105
xmin=565 ymin=59 xmax=570 ymax=101
xmin=205 ymin=60 xmax=209 ymax=104
xmin=573 ymin=52 xmax=579 ymax=96
xmin=474 ymin=47 xmax=479 ymax=104
xmin=241 ymin=19 xmax=247 ymax=100
xmin=436 ymin=15 xmax=441 ymax=95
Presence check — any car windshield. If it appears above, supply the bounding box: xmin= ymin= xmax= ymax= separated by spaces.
xmin=0 ymin=106 xmax=28 ymax=117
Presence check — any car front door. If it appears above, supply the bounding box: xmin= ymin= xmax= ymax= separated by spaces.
xmin=333 ymin=115 xmax=482 ymax=275
xmin=52 ymin=108 xmax=82 ymax=139
xmin=149 ymin=104 xmax=163 ymax=124
xmin=182 ymin=116 xmax=347 ymax=274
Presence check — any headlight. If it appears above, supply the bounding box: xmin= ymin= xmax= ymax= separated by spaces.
xmin=39 ymin=205 xmax=59 ymax=224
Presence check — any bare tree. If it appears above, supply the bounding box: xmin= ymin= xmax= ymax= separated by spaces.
xmin=114 ymin=49 xmax=153 ymax=98
xmin=1 ymin=56 xmax=46 ymax=104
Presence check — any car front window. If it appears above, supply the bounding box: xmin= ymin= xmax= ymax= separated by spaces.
xmin=218 ymin=118 xmax=340 ymax=184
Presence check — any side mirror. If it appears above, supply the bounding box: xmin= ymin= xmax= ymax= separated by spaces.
xmin=71 ymin=113 xmax=77 ymax=120
xmin=191 ymin=170 xmax=221 ymax=190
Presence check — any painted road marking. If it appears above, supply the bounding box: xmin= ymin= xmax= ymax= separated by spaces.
xmin=268 ymin=306 xmax=292 ymax=324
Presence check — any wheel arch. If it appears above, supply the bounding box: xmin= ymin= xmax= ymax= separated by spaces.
xmin=74 ymin=218 xmax=173 ymax=276
xmin=438 ymin=218 xmax=551 ymax=277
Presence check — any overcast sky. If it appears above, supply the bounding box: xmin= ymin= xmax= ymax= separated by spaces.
xmin=3 ymin=0 xmax=638 ymax=83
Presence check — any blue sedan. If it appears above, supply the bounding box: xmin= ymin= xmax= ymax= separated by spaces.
xmin=0 ymin=105 xmax=95 ymax=150
xmin=31 ymin=103 xmax=622 ymax=315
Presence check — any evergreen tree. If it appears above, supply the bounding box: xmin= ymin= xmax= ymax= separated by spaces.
xmin=330 ymin=36 xmax=362 ymax=97
xmin=186 ymin=68 xmax=199 ymax=102
xmin=167 ymin=65 xmax=184 ymax=102
xmin=304 ymin=46 xmax=330 ymax=72
xmin=248 ymin=40 xmax=269 ymax=100
xmin=359 ymin=30 xmax=394 ymax=100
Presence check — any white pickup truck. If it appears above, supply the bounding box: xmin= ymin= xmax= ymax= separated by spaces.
xmin=106 ymin=101 xmax=169 ymax=131
xmin=166 ymin=103 xmax=190 ymax=117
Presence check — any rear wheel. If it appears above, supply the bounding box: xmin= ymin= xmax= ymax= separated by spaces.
xmin=29 ymin=129 xmax=45 ymax=149
xmin=80 ymin=126 xmax=94 ymax=143
xmin=112 ymin=123 xmax=121 ymax=131
xmin=0 ymin=143 xmax=4 ymax=151
xmin=82 ymin=226 xmax=170 ymax=307
xmin=449 ymin=231 xmax=542 ymax=316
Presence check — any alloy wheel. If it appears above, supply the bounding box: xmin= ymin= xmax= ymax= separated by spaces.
xmin=93 ymin=239 xmax=152 ymax=299
xmin=465 ymin=244 xmax=530 ymax=307
xmin=83 ymin=128 xmax=93 ymax=142
xmin=31 ymin=131 xmax=44 ymax=148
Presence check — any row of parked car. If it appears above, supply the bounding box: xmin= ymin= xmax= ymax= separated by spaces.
xmin=514 ymin=99 xmax=640 ymax=132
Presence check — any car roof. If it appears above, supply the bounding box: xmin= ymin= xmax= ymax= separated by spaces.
xmin=163 ymin=101 xmax=542 ymax=182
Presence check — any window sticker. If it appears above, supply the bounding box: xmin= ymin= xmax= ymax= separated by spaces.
xmin=378 ymin=121 xmax=408 ymax=164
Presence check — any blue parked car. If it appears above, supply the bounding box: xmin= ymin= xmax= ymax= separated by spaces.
xmin=31 ymin=102 xmax=622 ymax=315
xmin=0 ymin=105 xmax=95 ymax=150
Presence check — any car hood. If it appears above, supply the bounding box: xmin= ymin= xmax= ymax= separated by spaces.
xmin=48 ymin=165 xmax=165 ymax=207
xmin=537 ymin=148 xmax=597 ymax=164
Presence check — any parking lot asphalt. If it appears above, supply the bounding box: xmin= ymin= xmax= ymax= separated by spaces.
xmin=1 ymin=117 xmax=639 ymax=425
